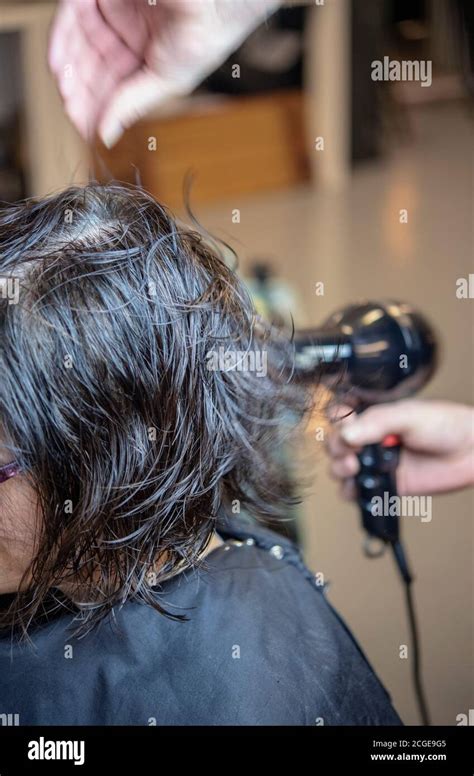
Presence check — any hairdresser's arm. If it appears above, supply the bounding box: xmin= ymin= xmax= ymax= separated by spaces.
xmin=48 ymin=0 xmax=282 ymax=148
xmin=326 ymin=400 xmax=474 ymax=497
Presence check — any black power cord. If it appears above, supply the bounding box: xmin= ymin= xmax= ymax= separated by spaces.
xmin=391 ymin=539 xmax=431 ymax=726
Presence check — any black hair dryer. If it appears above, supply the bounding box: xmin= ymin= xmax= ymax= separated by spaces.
xmin=294 ymin=300 xmax=438 ymax=577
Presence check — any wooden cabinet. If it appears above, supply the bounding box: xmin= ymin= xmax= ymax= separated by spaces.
xmin=96 ymin=90 xmax=309 ymax=210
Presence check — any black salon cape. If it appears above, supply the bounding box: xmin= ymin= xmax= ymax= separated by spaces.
xmin=0 ymin=515 xmax=402 ymax=726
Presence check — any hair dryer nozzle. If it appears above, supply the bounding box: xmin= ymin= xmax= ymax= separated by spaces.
xmin=294 ymin=300 xmax=438 ymax=405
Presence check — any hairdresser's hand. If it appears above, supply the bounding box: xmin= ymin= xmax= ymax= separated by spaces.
xmin=327 ymin=400 xmax=474 ymax=497
xmin=49 ymin=0 xmax=280 ymax=147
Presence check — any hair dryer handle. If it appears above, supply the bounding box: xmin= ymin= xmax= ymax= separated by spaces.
xmin=355 ymin=435 xmax=401 ymax=547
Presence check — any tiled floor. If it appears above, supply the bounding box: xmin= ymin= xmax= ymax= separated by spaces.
xmin=199 ymin=101 xmax=473 ymax=724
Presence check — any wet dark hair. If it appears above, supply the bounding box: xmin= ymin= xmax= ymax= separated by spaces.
xmin=0 ymin=183 xmax=314 ymax=638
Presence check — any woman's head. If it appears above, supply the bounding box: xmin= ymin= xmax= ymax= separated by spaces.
xmin=0 ymin=183 xmax=312 ymax=636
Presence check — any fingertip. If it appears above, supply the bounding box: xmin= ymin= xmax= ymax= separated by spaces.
xmin=344 ymin=454 xmax=359 ymax=476
xmin=48 ymin=45 xmax=59 ymax=74
xmin=329 ymin=454 xmax=359 ymax=480
xmin=340 ymin=424 xmax=367 ymax=445
xmin=99 ymin=121 xmax=124 ymax=149
xmin=340 ymin=478 xmax=356 ymax=501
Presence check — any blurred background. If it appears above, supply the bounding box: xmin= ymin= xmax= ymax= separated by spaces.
xmin=0 ymin=0 xmax=472 ymax=725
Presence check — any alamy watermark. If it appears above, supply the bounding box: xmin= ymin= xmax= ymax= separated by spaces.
xmin=206 ymin=346 xmax=267 ymax=378
xmin=0 ymin=276 xmax=20 ymax=305
xmin=371 ymin=57 xmax=432 ymax=87
xmin=371 ymin=493 xmax=432 ymax=523
xmin=0 ymin=712 xmax=19 ymax=726
xmin=456 ymin=273 xmax=474 ymax=299
xmin=28 ymin=737 xmax=85 ymax=766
